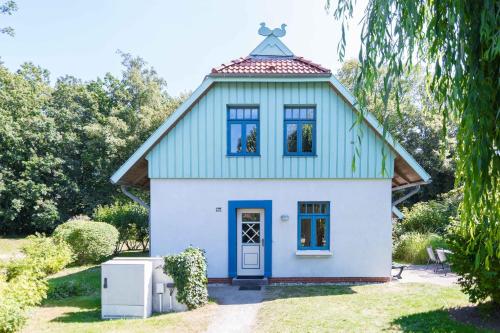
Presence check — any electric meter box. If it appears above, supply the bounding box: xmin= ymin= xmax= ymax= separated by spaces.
xmin=101 ymin=259 xmax=153 ymax=319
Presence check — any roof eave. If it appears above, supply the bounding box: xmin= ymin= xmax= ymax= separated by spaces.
xmin=209 ymin=73 xmax=332 ymax=78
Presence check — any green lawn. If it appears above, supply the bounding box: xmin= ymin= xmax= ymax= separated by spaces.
xmin=22 ymin=264 xmax=217 ymax=333
xmin=1 ymin=236 xmax=487 ymax=332
xmin=256 ymin=284 xmax=490 ymax=333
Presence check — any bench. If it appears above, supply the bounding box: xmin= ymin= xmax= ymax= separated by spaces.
xmin=392 ymin=264 xmax=407 ymax=279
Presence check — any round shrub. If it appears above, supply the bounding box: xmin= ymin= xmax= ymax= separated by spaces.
xmin=393 ymin=232 xmax=447 ymax=264
xmin=21 ymin=234 xmax=73 ymax=275
xmin=164 ymin=247 xmax=208 ymax=310
xmin=53 ymin=218 xmax=119 ymax=264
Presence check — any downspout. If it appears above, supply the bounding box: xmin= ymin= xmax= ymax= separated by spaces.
xmin=121 ymin=185 xmax=151 ymax=253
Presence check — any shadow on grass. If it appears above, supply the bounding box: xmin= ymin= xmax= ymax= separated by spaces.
xmin=264 ymin=284 xmax=356 ymax=301
xmin=50 ymin=308 xmax=102 ymax=323
xmin=392 ymin=308 xmax=491 ymax=333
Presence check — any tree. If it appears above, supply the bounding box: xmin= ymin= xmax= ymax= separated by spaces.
xmin=337 ymin=60 xmax=456 ymax=203
xmin=0 ymin=54 xmax=183 ymax=234
xmin=328 ymin=0 xmax=499 ymax=303
xmin=0 ymin=64 xmax=66 ymax=233
xmin=1 ymin=0 xmax=17 ymax=36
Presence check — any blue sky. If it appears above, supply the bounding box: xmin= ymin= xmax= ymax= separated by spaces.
xmin=1 ymin=0 xmax=366 ymax=96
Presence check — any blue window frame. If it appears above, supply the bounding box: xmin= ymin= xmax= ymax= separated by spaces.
xmin=284 ymin=106 xmax=316 ymax=156
xmin=297 ymin=202 xmax=330 ymax=250
xmin=227 ymin=106 xmax=259 ymax=156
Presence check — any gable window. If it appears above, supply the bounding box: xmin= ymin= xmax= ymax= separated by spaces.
xmin=227 ymin=106 xmax=259 ymax=156
xmin=298 ymin=202 xmax=330 ymax=250
xmin=284 ymin=106 xmax=316 ymax=156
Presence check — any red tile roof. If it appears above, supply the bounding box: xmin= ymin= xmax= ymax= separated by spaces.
xmin=211 ymin=56 xmax=331 ymax=76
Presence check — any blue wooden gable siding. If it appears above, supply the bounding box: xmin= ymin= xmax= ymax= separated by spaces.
xmin=147 ymin=82 xmax=395 ymax=179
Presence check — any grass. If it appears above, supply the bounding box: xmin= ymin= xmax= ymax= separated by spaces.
xmin=0 ymin=237 xmax=29 ymax=259
xmin=256 ymin=283 xmax=493 ymax=333
xmin=0 ymin=236 xmax=488 ymax=332
xmin=22 ymin=263 xmax=217 ymax=333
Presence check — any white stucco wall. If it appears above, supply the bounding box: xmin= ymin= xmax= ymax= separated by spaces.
xmin=150 ymin=179 xmax=392 ymax=278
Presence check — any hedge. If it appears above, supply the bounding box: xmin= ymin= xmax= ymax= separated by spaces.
xmin=53 ymin=217 xmax=119 ymax=264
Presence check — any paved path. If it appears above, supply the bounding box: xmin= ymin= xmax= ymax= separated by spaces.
xmin=392 ymin=264 xmax=458 ymax=286
xmin=205 ymin=285 xmax=264 ymax=333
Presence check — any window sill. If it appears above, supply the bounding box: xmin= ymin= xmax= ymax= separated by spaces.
xmin=226 ymin=155 xmax=261 ymax=158
xmin=295 ymin=250 xmax=332 ymax=257
xmin=283 ymin=155 xmax=318 ymax=158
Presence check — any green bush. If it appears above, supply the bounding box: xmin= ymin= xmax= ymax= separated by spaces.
xmin=0 ymin=234 xmax=72 ymax=333
xmin=164 ymin=247 xmax=208 ymax=310
xmin=393 ymin=232 xmax=447 ymax=264
xmin=0 ymin=298 xmax=26 ymax=333
xmin=93 ymin=202 xmax=149 ymax=251
xmin=48 ymin=280 xmax=94 ymax=299
xmin=3 ymin=274 xmax=48 ymax=308
xmin=447 ymin=218 xmax=500 ymax=304
xmin=395 ymin=189 xmax=461 ymax=237
xmin=53 ymin=217 xmax=119 ymax=264
xmin=5 ymin=234 xmax=73 ymax=280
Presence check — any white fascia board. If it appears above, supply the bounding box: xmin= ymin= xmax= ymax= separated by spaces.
xmin=110 ymin=77 xmax=214 ymax=184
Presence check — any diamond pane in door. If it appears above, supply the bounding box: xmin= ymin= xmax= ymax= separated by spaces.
xmin=242 ymin=223 xmax=260 ymax=244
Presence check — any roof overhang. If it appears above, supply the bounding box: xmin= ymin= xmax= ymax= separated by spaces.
xmin=110 ymin=75 xmax=431 ymax=189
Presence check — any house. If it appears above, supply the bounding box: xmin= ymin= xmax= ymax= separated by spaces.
xmin=111 ymin=24 xmax=430 ymax=283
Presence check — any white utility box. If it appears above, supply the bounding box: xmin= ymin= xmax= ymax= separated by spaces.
xmin=101 ymin=259 xmax=152 ymax=319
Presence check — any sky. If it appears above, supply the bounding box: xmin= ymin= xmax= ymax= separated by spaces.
xmin=1 ymin=0 xmax=367 ymax=96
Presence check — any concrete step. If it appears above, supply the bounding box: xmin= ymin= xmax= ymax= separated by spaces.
xmin=232 ymin=277 xmax=268 ymax=286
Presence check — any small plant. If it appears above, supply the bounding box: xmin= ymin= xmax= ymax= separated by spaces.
xmin=53 ymin=217 xmax=119 ymax=264
xmin=93 ymin=202 xmax=149 ymax=251
xmin=393 ymin=232 xmax=447 ymax=264
xmin=164 ymin=247 xmax=208 ymax=310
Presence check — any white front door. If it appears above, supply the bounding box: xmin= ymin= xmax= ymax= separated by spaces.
xmin=237 ymin=208 xmax=265 ymax=276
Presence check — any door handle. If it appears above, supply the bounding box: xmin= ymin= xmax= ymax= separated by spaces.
xmin=261 ymin=238 xmax=264 ymax=247
xmin=104 ymin=277 xmax=108 ymax=289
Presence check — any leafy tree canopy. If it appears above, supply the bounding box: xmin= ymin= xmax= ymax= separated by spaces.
xmin=0 ymin=54 xmax=184 ymax=234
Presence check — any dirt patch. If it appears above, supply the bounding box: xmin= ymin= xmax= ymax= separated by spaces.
xmin=449 ymin=304 xmax=500 ymax=331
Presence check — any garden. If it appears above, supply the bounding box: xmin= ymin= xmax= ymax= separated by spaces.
xmin=0 ymin=199 xmax=497 ymax=333
xmin=1 ymin=0 xmax=498 ymax=332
